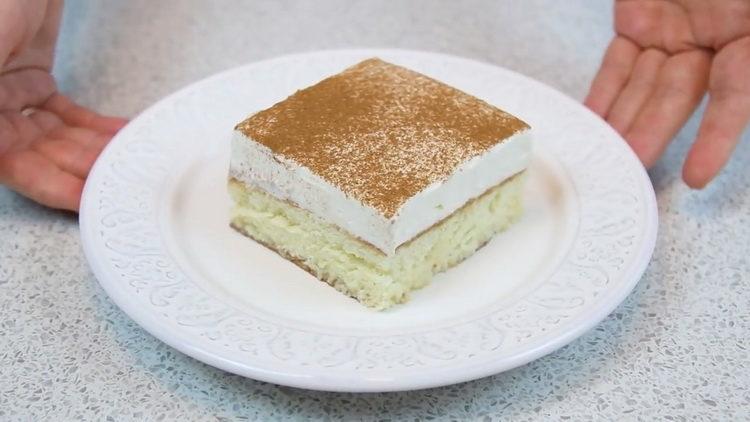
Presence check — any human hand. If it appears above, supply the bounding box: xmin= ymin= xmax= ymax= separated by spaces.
xmin=585 ymin=0 xmax=750 ymax=188
xmin=0 ymin=0 xmax=127 ymax=211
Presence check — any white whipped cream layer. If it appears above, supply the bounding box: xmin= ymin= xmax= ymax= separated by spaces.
xmin=229 ymin=129 xmax=531 ymax=255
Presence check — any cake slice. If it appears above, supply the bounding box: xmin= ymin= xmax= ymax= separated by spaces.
xmin=229 ymin=58 xmax=531 ymax=310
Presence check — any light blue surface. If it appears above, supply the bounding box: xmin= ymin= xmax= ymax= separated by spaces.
xmin=1 ymin=1 xmax=748 ymax=420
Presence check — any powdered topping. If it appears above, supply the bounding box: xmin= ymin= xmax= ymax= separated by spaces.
xmin=235 ymin=58 xmax=529 ymax=217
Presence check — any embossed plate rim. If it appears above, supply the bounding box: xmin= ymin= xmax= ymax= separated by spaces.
xmin=80 ymin=49 xmax=658 ymax=392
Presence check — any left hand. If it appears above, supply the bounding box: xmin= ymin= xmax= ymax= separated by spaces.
xmin=0 ymin=0 xmax=127 ymax=211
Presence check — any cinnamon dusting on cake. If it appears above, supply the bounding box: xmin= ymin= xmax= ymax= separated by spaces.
xmin=235 ymin=58 xmax=529 ymax=217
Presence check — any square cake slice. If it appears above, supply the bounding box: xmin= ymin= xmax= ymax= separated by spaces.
xmin=229 ymin=58 xmax=531 ymax=310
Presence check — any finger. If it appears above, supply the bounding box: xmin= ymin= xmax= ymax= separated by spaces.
xmin=0 ymin=148 xmax=84 ymax=211
xmin=0 ymin=69 xmax=56 ymax=111
xmin=32 ymin=138 xmax=102 ymax=179
xmin=43 ymin=94 xmax=128 ymax=134
xmin=606 ymin=48 xmax=668 ymax=133
xmin=683 ymin=96 xmax=750 ymax=188
xmin=625 ymin=50 xmax=712 ymax=168
xmin=683 ymin=38 xmax=750 ymax=188
xmin=27 ymin=108 xmax=63 ymax=133
xmin=615 ymin=0 xmax=696 ymax=53
xmin=47 ymin=125 xmax=112 ymax=149
xmin=585 ymin=36 xmax=641 ymax=117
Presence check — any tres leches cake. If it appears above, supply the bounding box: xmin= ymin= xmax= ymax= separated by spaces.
xmin=228 ymin=58 xmax=531 ymax=310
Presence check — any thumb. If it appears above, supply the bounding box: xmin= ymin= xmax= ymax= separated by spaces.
xmin=0 ymin=0 xmax=50 ymax=67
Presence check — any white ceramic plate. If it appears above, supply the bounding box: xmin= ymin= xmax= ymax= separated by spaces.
xmin=80 ymin=49 xmax=657 ymax=392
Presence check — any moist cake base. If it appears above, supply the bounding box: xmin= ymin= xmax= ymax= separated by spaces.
xmin=228 ymin=174 xmax=525 ymax=310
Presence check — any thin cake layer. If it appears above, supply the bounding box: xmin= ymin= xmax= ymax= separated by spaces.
xmin=230 ymin=58 xmax=531 ymax=254
xmin=229 ymin=173 xmax=525 ymax=310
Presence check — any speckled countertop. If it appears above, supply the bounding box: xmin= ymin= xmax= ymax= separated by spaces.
xmin=1 ymin=1 xmax=748 ymax=420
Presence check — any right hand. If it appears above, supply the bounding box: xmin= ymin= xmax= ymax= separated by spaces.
xmin=585 ymin=0 xmax=750 ymax=188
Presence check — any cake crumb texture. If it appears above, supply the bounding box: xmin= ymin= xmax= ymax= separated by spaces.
xmin=228 ymin=173 xmax=525 ymax=310
xmin=235 ymin=58 xmax=529 ymax=217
